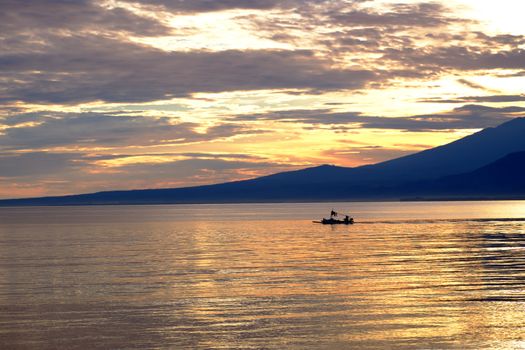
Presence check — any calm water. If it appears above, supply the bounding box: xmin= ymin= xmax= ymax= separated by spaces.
xmin=1 ymin=201 xmax=525 ymax=349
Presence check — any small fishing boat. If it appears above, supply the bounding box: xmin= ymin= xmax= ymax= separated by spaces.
xmin=313 ymin=210 xmax=354 ymax=225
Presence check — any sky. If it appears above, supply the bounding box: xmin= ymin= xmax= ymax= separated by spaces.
xmin=1 ymin=0 xmax=524 ymax=199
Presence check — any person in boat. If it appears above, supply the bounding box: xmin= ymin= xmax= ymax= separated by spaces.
xmin=344 ymin=215 xmax=350 ymax=224
xmin=330 ymin=210 xmax=337 ymax=218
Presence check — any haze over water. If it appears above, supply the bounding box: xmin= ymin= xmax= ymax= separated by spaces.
xmin=1 ymin=201 xmax=525 ymax=349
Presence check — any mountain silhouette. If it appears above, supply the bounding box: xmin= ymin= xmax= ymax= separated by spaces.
xmin=416 ymin=151 xmax=525 ymax=197
xmin=1 ymin=117 xmax=525 ymax=205
xmin=359 ymin=116 xmax=525 ymax=182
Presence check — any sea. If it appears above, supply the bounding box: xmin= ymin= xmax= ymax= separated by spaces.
xmin=1 ymin=201 xmax=525 ymax=349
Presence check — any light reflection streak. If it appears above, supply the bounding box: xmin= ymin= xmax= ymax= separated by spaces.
xmin=0 ymin=202 xmax=524 ymax=348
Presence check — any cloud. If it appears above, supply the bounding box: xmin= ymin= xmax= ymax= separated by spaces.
xmin=0 ymin=34 xmax=375 ymax=103
xmin=0 ymin=151 xmax=299 ymax=198
xmin=1 ymin=0 xmax=522 ymax=106
xmin=420 ymin=94 xmax=525 ymax=104
xmin=232 ymin=105 xmax=525 ymax=131
xmin=0 ymin=112 xmax=257 ymax=150
xmin=127 ymin=0 xmax=283 ymax=12
xmin=175 ymin=152 xmax=266 ymax=160
xmin=322 ymin=146 xmax=417 ymax=165
xmin=1 ymin=0 xmax=494 ymax=106
xmin=245 ymin=1 xmax=513 ymax=82
xmin=502 ymin=70 xmax=525 ymax=77
xmin=0 ymin=0 xmax=171 ymax=38
xmin=457 ymin=79 xmax=495 ymax=91
xmin=246 ymin=2 xmax=456 ymax=59
xmin=0 ymin=152 xmax=79 ymax=178
xmin=113 ymin=158 xmax=292 ymax=183
xmin=126 ymin=0 xmax=372 ymax=13
xmin=383 ymin=46 xmax=525 ymax=72
xmin=83 ymin=152 xmax=267 ymax=163
xmin=474 ymin=32 xmax=525 ymax=46
xmin=0 ymin=151 xmax=84 ymax=198
xmin=329 ymin=3 xmax=454 ymax=28
xmin=251 ymin=1 xmax=459 ymax=37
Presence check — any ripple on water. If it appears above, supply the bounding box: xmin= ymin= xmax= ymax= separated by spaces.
xmin=0 ymin=202 xmax=525 ymax=349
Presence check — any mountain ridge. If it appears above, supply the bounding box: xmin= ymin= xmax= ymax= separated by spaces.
xmin=1 ymin=117 xmax=525 ymax=205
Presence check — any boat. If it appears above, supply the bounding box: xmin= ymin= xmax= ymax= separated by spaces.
xmin=313 ymin=210 xmax=354 ymax=225
xmin=313 ymin=218 xmax=354 ymax=225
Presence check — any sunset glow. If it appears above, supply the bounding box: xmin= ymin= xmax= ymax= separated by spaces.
xmin=1 ymin=0 xmax=524 ymax=198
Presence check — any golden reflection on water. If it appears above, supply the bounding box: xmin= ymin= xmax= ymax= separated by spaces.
xmin=0 ymin=202 xmax=524 ymax=349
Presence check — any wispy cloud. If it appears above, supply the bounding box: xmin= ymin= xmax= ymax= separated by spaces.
xmin=0 ymin=37 xmax=375 ymax=103
xmin=3 ymin=0 xmax=522 ymax=106
xmin=0 ymin=112 xmax=259 ymax=150
xmin=420 ymin=95 xmax=525 ymax=104
xmin=0 ymin=152 xmax=80 ymax=178
xmin=232 ymin=105 xmax=525 ymax=131
xmin=0 ymin=0 xmax=172 ymax=37
xmin=0 ymin=151 xmax=300 ymax=198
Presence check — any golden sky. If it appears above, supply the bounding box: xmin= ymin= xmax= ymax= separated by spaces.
xmin=0 ymin=0 xmax=524 ymax=198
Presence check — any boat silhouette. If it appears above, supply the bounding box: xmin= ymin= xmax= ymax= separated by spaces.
xmin=313 ymin=210 xmax=354 ymax=225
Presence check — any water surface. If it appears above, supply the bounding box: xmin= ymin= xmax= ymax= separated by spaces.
xmin=1 ymin=201 xmax=525 ymax=349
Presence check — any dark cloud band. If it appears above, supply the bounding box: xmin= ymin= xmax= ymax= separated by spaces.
xmin=233 ymin=105 xmax=525 ymax=131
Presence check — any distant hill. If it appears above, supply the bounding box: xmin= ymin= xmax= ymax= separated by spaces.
xmin=361 ymin=116 xmax=525 ymax=182
xmin=414 ymin=151 xmax=525 ymax=197
xmin=1 ymin=117 xmax=525 ymax=205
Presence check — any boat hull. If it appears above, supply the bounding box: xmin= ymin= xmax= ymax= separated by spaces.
xmin=313 ymin=219 xmax=354 ymax=225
